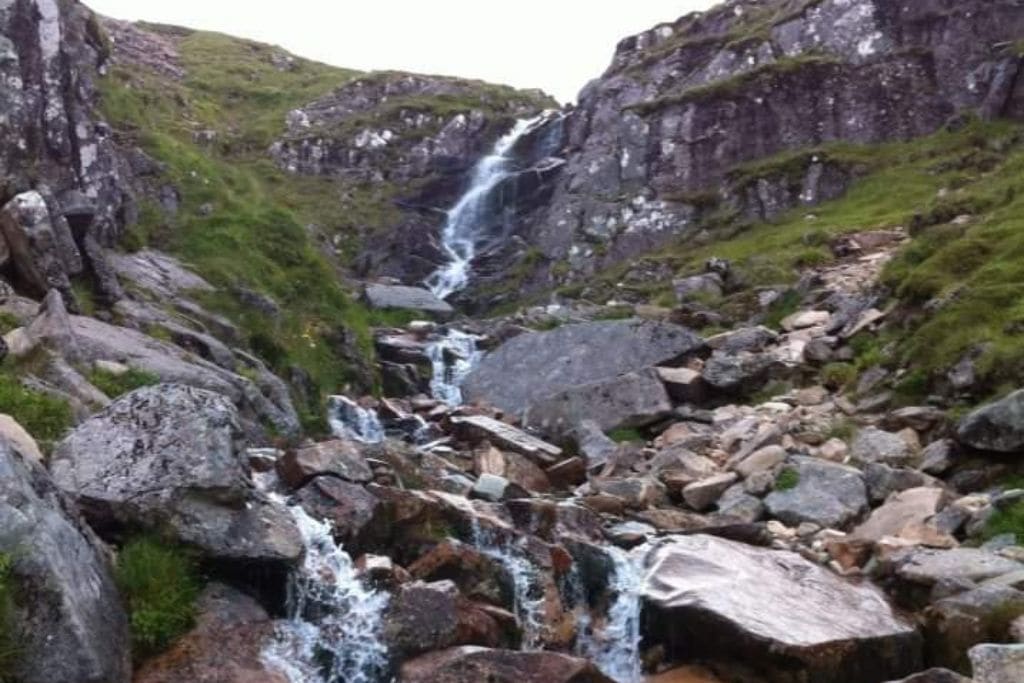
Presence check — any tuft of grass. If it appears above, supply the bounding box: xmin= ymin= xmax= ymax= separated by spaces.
xmin=821 ymin=363 xmax=857 ymax=391
xmin=606 ymin=427 xmax=645 ymax=444
xmin=88 ymin=367 xmax=161 ymax=399
xmin=983 ymin=499 xmax=1024 ymax=542
xmin=0 ymin=553 xmax=17 ymax=681
xmin=0 ymin=372 xmax=73 ymax=447
xmin=826 ymin=417 xmax=856 ymax=442
xmin=774 ymin=467 xmax=800 ymax=491
xmin=115 ymin=537 xmax=200 ymax=660
xmin=0 ymin=313 xmax=20 ymax=336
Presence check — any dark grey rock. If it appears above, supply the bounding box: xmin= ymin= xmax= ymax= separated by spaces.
xmin=957 ymin=390 xmax=1024 ymax=453
xmin=764 ymin=456 xmax=868 ymax=529
xmin=464 ymin=320 xmax=703 ymax=417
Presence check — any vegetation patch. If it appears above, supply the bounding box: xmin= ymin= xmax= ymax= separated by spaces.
xmin=982 ymin=499 xmax=1024 ymax=543
xmin=0 ymin=371 xmax=73 ymax=447
xmin=115 ymin=537 xmax=201 ymax=660
xmin=606 ymin=427 xmax=646 ymax=443
xmin=774 ymin=467 xmax=800 ymax=491
xmin=88 ymin=367 xmax=161 ymax=399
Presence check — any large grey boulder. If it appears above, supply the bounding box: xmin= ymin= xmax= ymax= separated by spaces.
xmin=851 ymin=427 xmax=915 ymax=466
xmin=50 ymin=384 xmax=302 ymax=563
xmin=523 ymin=369 xmax=672 ymax=440
xmin=0 ymin=439 xmax=130 ymax=683
xmin=881 ymin=548 xmax=1024 ymax=587
xmin=764 ymin=456 xmax=869 ymax=529
xmin=399 ymin=646 xmax=614 ymax=683
xmin=464 ymin=319 xmax=703 ymax=417
xmin=641 ymin=535 xmax=921 ymax=683
xmin=364 ymin=284 xmax=454 ymax=318
xmin=957 ymin=390 xmax=1024 ymax=453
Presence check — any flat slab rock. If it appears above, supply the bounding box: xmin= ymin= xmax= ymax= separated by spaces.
xmin=398 ymin=646 xmax=614 ymax=683
xmin=450 ymin=415 xmax=562 ymax=465
xmin=640 ymin=535 xmax=921 ymax=683
xmin=463 ymin=319 xmax=703 ymax=417
xmin=363 ymin=284 xmax=454 ymax=318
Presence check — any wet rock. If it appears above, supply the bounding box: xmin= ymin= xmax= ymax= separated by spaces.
xmin=384 ymin=581 xmax=505 ymax=659
xmin=464 ymin=320 xmax=703 ymax=417
xmin=957 ymin=390 xmax=1024 ymax=453
xmin=293 ymin=476 xmax=382 ymax=548
xmin=471 ymin=474 xmax=528 ymax=502
xmin=134 ymin=583 xmax=284 ymax=683
xmin=364 ymin=284 xmax=455 ymax=319
xmin=764 ymin=456 xmax=868 ymax=529
xmin=572 ymin=419 xmax=617 ymax=469
xmin=50 ymin=384 xmax=302 ymax=563
xmin=0 ymin=439 xmax=130 ymax=683
xmin=525 ymin=368 xmax=672 ymax=439
xmin=642 ymin=535 xmax=921 ymax=683
xmin=276 ymin=439 xmax=374 ymax=488
xmin=970 ymin=643 xmax=1024 ymax=683
xmin=851 ymin=427 xmax=916 ymax=466
xmin=398 ymin=646 xmax=614 ymax=683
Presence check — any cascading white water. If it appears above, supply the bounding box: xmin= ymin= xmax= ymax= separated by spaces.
xmin=327 ymin=395 xmax=385 ymax=444
xmin=467 ymin=516 xmax=548 ymax=649
xmin=426 ymin=328 xmax=483 ymax=406
xmin=425 ymin=113 xmax=551 ymax=300
xmin=575 ymin=547 xmax=644 ymax=683
xmin=262 ymin=503 xmax=391 ymax=683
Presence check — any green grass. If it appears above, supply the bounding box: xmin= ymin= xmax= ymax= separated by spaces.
xmin=606 ymin=427 xmax=645 ymax=443
xmin=0 ymin=371 xmax=73 ymax=447
xmin=983 ymin=499 xmax=1024 ymax=542
xmin=88 ymin=367 xmax=160 ymax=399
xmin=821 ymin=363 xmax=857 ymax=391
xmin=0 ymin=313 xmax=20 ymax=336
xmin=774 ymin=467 xmax=800 ymax=491
xmin=115 ymin=538 xmax=200 ymax=660
xmin=0 ymin=553 xmax=17 ymax=681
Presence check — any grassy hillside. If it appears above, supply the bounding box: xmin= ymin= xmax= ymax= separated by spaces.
xmin=567 ymin=117 xmax=1024 ymax=404
xmin=97 ymin=23 xmax=545 ymax=431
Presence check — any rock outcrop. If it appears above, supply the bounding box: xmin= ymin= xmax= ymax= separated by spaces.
xmin=50 ymin=384 xmax=302 ymax=563
xmin=0 ymin=438 xmax=131 ymax=683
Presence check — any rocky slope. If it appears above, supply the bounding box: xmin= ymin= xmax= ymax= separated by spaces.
xmin=5 ymin=0 xmax=1024 ymax=682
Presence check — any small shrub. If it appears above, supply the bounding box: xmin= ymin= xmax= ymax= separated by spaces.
xmin=606 ymin=427 xmax=645 ymax=443
xmin=821 ymin=363 xmax=857 ymax=390
xmin=826 ymin=417 xmax=855 ymax=442
xmin=763 ymin=290 xmax=802 ymax=330
xmin=0 ymin=374 xmax=73 ymax=446
xmin=893 ymin=369 xmax=931 ymax=405
xmin=88 ymin=367 xmax=160 ymax=399
xmin=775 ymin=467 xmax=800 ymax=491
xmin=115 ymin=538 xmax=200 ymax=659
xmin=0 ymin=313 xmax=20 ymax=336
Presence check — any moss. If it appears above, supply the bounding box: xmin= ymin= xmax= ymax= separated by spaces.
xmin=0 ymin=372 xmax=73 ymax=447
xmin=88 ymin=367 xmax=161 ymax=399
xmin=763 ymin=290 xmax=802 ymax=331
xmin=115 ymin=537 xmax=200 ymax=660
xmin=606 ymin=427 xmax=645 ymax=443
xmin=774 ymin=467 xmax=800 ymax=491
xmin=983 ymin=499 xmax=1024 ymax=542
xmin=0 ymin=313 xmax=20 ymax=336
xmin=0 ymin=553 xmax=17 ymax=681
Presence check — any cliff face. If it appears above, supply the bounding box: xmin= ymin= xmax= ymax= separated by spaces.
xmin=454 ymin=0 xmax=1024 ymax=303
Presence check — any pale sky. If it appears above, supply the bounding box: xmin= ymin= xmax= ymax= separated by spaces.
xmin=86 ymin=0 xmax=716 ymax=103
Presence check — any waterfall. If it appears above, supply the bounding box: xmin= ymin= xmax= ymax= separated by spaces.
xmin=327 ymin=395 xmax=385 ymax=444
xmin=426 ymin=328 xmax=482 ymax=406
xmin=425 ymin=113 xmax=552 ymax=300
xmin=574 ymin=547 xmax=644 ymax=683
xmin=262 ymin=503 xmax=391 ymax=683
xmin=466 ymin=516 xmax=548 ymax=649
